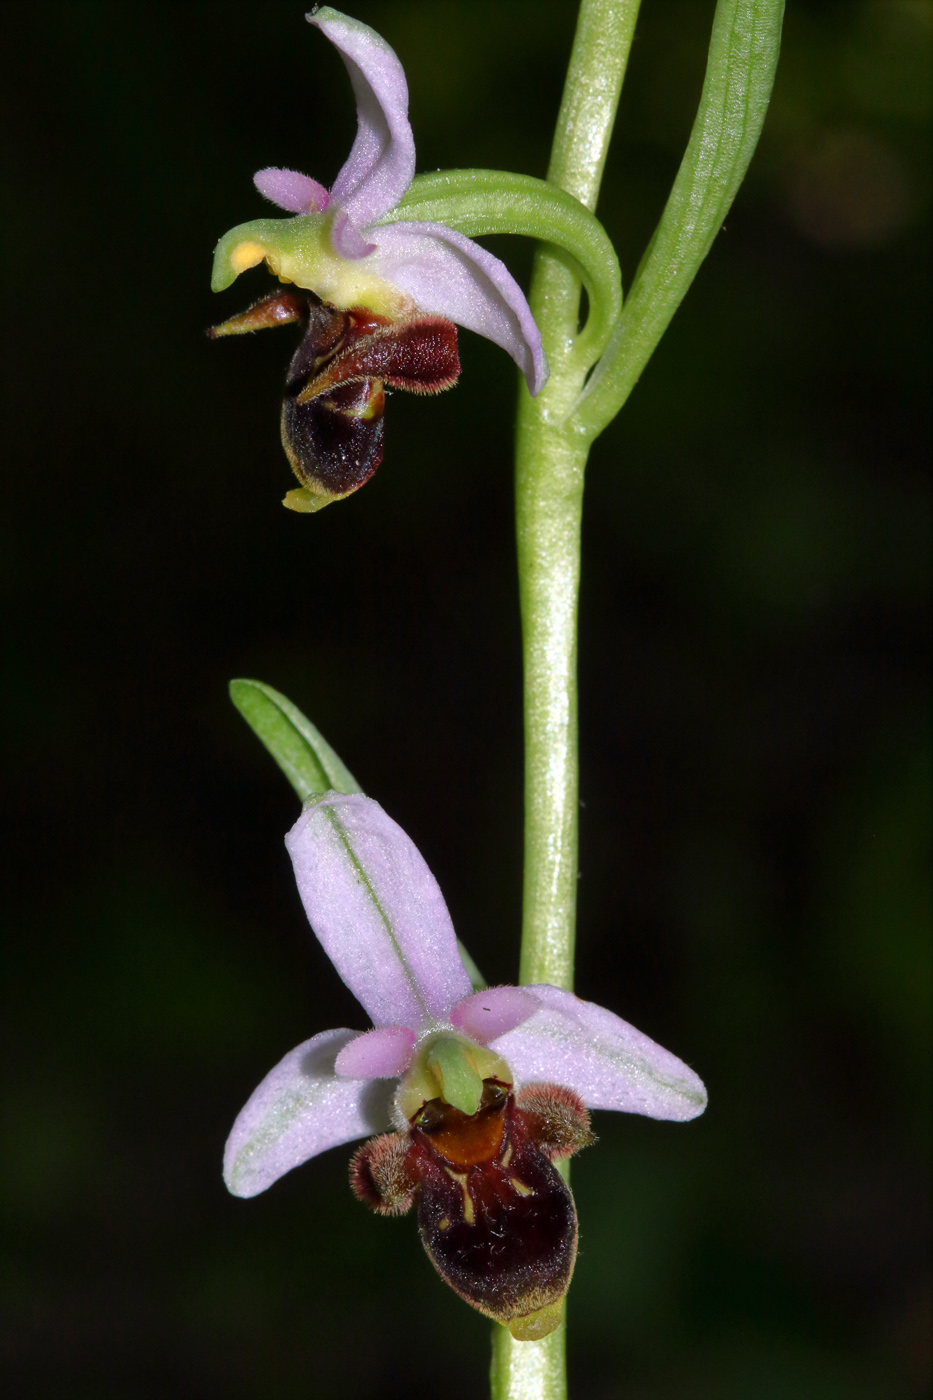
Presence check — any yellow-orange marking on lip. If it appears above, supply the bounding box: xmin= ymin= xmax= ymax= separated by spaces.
xmin=509 ymin=1177 xmax=534 ymax=1197
xmin=443 ymin=1167 xmax=475 ymax=1225
xmin=230 ymin=241 xmax=267 ymax=274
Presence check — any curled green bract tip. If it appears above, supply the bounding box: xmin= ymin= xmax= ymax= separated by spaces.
xmin=387 ymin=169 xmax=622 ymax=370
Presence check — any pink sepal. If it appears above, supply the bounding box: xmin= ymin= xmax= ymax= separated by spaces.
xmin=285 ymin=794 xmax=473 ymax=1032
xmin=365 ymin=221 xmax=548 ymax=394
xmin=310 ymin=8 xmax=415 ymax=229
xmin=223 ymin=1028 xmax=395 ymax=1198
xmin=490 ymin=985 xmax=708 ymax=1122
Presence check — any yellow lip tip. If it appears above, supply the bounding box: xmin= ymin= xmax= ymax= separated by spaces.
xmin=507 ymin=1301 xmax=564 ymax=1342
xmin=282 ymin=486 xmax=337 ymax=514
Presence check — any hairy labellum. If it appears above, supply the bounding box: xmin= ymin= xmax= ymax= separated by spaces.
xmin=208 ymin=291 xmax=459 ymax=512
xmin=350 ymin=1078 xmax=594 ymax=1340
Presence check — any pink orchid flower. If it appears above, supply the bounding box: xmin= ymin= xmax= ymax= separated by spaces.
xmin=225 ymin=792 xmax=706 ymax=1340
xmin=210 ymin=8 xmax=547 ymax=511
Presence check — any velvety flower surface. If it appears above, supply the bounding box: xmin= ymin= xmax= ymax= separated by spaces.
xmin=212 ymin=7 xmax=547 ymax=395
xmin=224 ymin=792 xmax=707 ymax=1201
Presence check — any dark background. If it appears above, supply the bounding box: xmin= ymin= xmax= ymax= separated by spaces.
xmin=1 ymin=2 xmax=929 ymax=1397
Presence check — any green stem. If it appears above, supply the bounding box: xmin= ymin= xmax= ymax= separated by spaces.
xmin=493 ymin=4 xmax=641 ymax=1398
xmin=491 ymin=1318 xmax=568 ymax=1400
xmin=517 ymin=0 xmax=640 ymax=1017
xmin=491 ymin=1 xmax=782 ymax=1393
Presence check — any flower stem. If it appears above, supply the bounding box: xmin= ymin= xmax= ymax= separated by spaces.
xmin=517 ymin=0 xmax=640 ymax=1012
xmin=517 ymin=0 xmax=640 ymax=986
xmin=494 ymin=0 xmax=783 ymax=1392
xmin=493 ymin=3 xmax=641 ymax=1398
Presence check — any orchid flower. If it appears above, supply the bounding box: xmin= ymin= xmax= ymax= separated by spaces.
xmin=225 ymin=792 xmax=707 ymax=1341
xmin=209 ymin=8 xmax=547 ymax=513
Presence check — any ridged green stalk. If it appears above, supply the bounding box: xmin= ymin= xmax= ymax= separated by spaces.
xmin=493 ymin=3 xmax=642 ymax=1397
xmin=495 ymin=1 xmax=783 ymax=1396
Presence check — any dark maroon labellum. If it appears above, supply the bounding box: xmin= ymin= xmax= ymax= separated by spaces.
xmin=208 ymin=291 xmax=460 ymax=509
xmin=350 ymin=1079 xmax=594 ymax=1339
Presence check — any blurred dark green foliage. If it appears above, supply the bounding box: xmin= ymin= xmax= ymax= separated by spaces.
xmin=0 ymin=2 xmax=929 ymax=1396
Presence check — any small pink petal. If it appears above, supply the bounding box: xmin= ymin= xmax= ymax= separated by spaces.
xmin=335 ymin=1025 xmax=416 ymax=1079
xmin=285 ymin=794 xmax=473 ymax=1032
xmin=490 ymin=985 xmax=708 ymax=1122
xmin=310 ymin=9 xmax=415 ymax=229
xmin=223 ymin=1028 xmax=395 ymax=1198
xmin=365 ymin=220 xmax=548 ymax=395
xmin=253 ymin=167 xmax=330 ymax=214
xmin=450 ymin=986 xmax=540 ymax=1042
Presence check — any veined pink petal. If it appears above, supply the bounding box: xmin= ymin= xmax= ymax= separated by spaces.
xmin=490 ymin=985 xmax=708 ymax=1121
xmin=254 ymin=167 xmax=330 ymax=214
xmin=365 ymin=221 xmax=548 ymax=395
xmin=310 ymin=8 xmax=415 ymax=229
xmin=285 ymin=794 xmax=473 ymax=1032
xmin=223 ymin=1029 xmax=394 ymax=1198
xmin=450 ymin=986 xmax=540 ymax=1042
xmin=335 ymin=1025 xmax=417 ymax=1079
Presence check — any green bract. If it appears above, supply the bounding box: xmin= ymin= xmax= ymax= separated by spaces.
xmin=386 ymin=169 xmax=622 ymax=370
xmin=229 ymin=677 xmax=487 ymax=989
xmin=228 ymin=678 xmax=361 ymax=801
